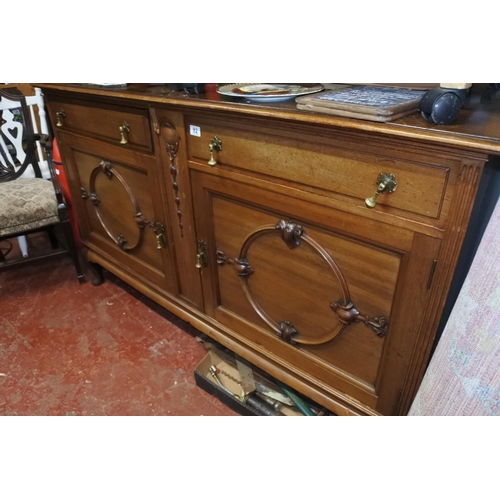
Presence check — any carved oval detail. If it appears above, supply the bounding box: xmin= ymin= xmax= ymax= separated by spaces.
xmin=87 ymin=161 xmax=145 ymax=252
xmin=236 ymin=219 xmax=353 ymax=345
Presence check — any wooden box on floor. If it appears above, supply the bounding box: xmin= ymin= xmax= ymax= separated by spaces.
xmin=195 ymin=348 xmax=312 ymax=416
xmin=195 ymin=349 xmax=261 ymax=416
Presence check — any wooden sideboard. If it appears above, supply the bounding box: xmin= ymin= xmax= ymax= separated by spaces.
xmin=38 ymin=84 xmax=500 ymax=416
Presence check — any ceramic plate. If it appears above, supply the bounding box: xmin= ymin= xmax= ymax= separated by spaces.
xmin=217 ymin=83 xmax=324 ymax=102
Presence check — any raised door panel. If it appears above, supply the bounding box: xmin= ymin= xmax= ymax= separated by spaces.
xmin=213 ymin=196 xmax=399 ymax=386
xmin=58 ymin=132 xmax=176 ymax=294
xmin=191 ymin=169 xmax=441 ymax=414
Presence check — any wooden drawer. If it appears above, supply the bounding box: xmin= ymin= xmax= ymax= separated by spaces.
xmin=48 ymin=97 xmax=153 ymax=152
xmin=186 ymin=118 xmax=451 ymax=223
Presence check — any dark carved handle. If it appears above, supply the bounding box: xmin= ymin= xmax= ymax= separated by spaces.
xmin=330 ymin=301 xmax=388 ymax=337
xmin=216 ymin=250 xmax=254 ymax=276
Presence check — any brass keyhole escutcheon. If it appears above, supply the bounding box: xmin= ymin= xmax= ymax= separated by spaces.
xmin=365 ymin=173 xmax=397 ymax=208
xmin=208 ymin=136 xmax=222 ymax=166
xmin=56 ymin=108 xmax=65 ymax=127
xmin=119 ymin=121 xmax=130 ymax=145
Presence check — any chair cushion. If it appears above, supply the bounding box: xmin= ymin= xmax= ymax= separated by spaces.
xmin=0 ymin=178 xmax=60 ymax=237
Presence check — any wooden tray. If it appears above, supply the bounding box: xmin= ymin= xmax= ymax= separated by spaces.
xmin=296 ymin=102 xmax=419 ymax=122
xmin=296 ymin=86 xmax=425 ymax=117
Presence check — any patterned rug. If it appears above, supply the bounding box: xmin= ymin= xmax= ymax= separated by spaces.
xmin=409 ymin=196 xmax=500 ymax=416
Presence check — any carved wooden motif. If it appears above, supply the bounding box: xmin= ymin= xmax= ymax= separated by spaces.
xmin=160 ymin=121 xmax=184 ymax=236
xmin=330 ymin=301 xmax=388 ymax=337
xmin=216 ymin=250 xmax=254 ymax=276
xmin=217 ymin=219 xmax=388 ymax=345
xmin=279 ymin=320 xmax=299 ymax=345
xmin=276 ymin=220 xmax=303 ymax=249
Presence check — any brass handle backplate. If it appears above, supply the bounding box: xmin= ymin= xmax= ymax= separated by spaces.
xmin=208 ymin=136 xmax=222 ymax=166
xmin=119 ymin=121 xmax=130 ymax=144
xmin=196 ymin=240 xmax=208 ymax=269
xmin=365 ymin=173 xmax=398 ymax=208
xmin=56 ymin=108 xmax=65 ymax=127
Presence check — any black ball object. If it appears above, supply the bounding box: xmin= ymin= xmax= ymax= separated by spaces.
xmin=419 ymin=87 xmax=468 ymax=125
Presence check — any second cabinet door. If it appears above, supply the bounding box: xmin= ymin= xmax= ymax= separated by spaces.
xmin=191 ymin=168 xmax=441 ymax=415
xmin=58 ymin=132 xmax=177 ymax=295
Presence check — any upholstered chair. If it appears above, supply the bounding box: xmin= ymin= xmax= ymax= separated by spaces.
xmin=0 ymin=87 xmax=83 ymax=282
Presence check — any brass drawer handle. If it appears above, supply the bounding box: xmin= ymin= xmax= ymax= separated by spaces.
xmin=208 ymin=136 xmax=222 ymax=166
xmin=55 ymin=108 xmax=65 ymax=127
xmin=365 ymin=173 xmax=397 ymax=208
xmin=119 ymin=121 xmax=130 ymax=144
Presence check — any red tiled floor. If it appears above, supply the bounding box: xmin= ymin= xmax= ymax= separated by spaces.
xmin=0 ymin=241 xmax=237 ymax=416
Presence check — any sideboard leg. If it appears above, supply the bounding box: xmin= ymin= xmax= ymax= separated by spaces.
xmin=87 ymin=260 xmax=105 ymax=286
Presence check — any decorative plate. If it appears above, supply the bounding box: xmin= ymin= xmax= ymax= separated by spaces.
xmin=217 ymin=83 xmax=324 ymax=102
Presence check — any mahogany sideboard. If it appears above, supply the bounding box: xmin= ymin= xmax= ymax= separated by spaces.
xmin=38 ymin=84 xmax=500 ymax=416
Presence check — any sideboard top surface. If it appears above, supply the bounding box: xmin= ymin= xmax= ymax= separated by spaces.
xmin=37 ymin=83 xmax=500 ymax=156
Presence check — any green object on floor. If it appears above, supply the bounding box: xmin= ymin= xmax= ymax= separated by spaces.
xmin=276 ymin=380 xmax=316 ymax=416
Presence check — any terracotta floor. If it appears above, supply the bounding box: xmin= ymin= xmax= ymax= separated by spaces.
xmin=0 ymin=237 xmax=237 ymax=416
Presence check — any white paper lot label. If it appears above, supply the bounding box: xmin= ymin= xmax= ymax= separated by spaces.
xmin=190 ymin=125 xmax=201 ymax=137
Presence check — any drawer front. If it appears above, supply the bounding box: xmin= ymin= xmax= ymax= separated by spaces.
xmin=48 ymin=97 xmax=153 ymax=152
xmin=186 ymin=119 xmax=450 ymax=222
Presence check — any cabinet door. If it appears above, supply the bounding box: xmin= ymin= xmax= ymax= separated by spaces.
xmin=58 ymin=132 xmax=176 ymax=295
xmin=151 ymin=108 xmax=204 ymax=310
xmin=191 ymin=169 xmax=442 ymax=415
